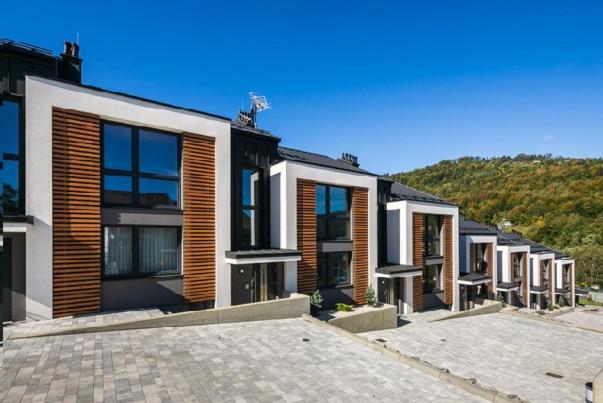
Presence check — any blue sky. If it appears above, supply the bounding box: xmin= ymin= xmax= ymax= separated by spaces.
xmin=5 ymin=1 xmax=603 ymax=173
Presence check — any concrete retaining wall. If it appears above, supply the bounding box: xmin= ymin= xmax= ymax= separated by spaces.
xmin=431 ymin=300 xmax=501 ymax=322
xmin=326 ymin=304 xmax=397 ymax=333
xmin=10 ymin=294 xmax=310 ymax=339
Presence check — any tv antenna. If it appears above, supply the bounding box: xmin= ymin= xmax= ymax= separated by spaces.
xmin=237 ymin=92 xmax=271 ymax=128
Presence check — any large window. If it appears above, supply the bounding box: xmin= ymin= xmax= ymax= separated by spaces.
xmin=103 ymin=226 xmax=180 ymax=277
xmin=423 ymin=264 xmax=442 ymax=293
xmin=102 ymin=123 xmax=180 ymax=208
xmin=318 ymin=252 xmax=352 ymax=288
xmin=0 ymin=98 xmax=23 ymax=215
xmin=241 ymin=167 xmax=261 ymax=248
xmin=472 ymin=243 xmax=488 ymax=273
xmin=513 ymin=253 xmax=522 ymax=282
xmin=316 ymin=184 xmax=350 ymax=241
xmin=424 ymin=215 xmax=441 ymax=257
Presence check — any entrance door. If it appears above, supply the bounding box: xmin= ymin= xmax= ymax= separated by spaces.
xmin=231 ymin=265 xmax=255 ymax=305
xmin=377 ymin=278 xmax=390 ymax=304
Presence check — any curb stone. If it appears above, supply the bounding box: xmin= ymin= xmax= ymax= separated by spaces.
xmin=302 ymin=314 xmax=526 ymax=403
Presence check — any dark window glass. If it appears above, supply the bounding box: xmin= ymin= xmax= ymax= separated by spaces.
xmin=241 ymin=208 xmax=257 ymax=248
xmin=472 ymin=243 xmax=487 ymax=273
xmin=424 ymin=215 xmax=441 ymax=256
xmin=102 ymin=123 xmax=180 ymax=208
xmin=104 ymin=227 xmax=133 ymax=276
xmin=0 ymin=100 xmax=20 ymax=155
xmin=103 ymin=124 xmax=132 ymax=171
xmin=139 ymin=129 xmax=178 ymax=176
xmin=318 ymin=252 xmax=351 ymax=288
xmin=2 ymin=160 xmax=20 ymax=215
xmin=316 ymin=185 xmax=327 ymax=215
xmin=139 ymin=178 xmax=178 ymax=206
xmin=103 ymin=175 xmax=132 ymax=204
xmin=242 ymin=168 xmax=259 ymax=207
xmin=423 ymin=264 xmax=441 ymax=293
xmin=513 ymin=254 xmax=522 ymax=281
xmin=316 ymin=184 xmax=350 ymax=241
xmin=103 ymin=226 xmax=181 ymax=277
xmin=140 ymin=227 xmax=179 ymax=274
xmin=0 ymin=99 xmax=23 ymax=215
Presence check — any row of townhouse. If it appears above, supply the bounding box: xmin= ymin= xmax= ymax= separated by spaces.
xmin=0 ymin=39 xmax=574 ymax=323
xmin=458 ymin=218 xmax=576 ymax=310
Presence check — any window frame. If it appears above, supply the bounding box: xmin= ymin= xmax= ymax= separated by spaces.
xmin=316 ymin=184 xmax=351 ymax=241
xmin=472 ymin=243 xmax=487 ymax=273
xmin=423 ymin=263 xmax=442 ymax=294
xmin=0 ymin=95 xmax=25 ymax=216
xmin=423 ymin=214 xmax=442 ymax=257
xmin=101 ymin=224 xmax=182 ymax=279
xmin=239 ymin=165 xmax=262 ymax=249
xmin=101 ymin=121 xmax=182 ymax=209
xmin=317 ymin=251 xmax=353 ymax=289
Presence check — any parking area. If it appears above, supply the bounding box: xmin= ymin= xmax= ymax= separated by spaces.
xmin=552 ymin=308 xmax=603 ymax=332
xmin=363 ymin=312 xmax=603 ymax=403
xmin=0 ymin=318 xmax=485 ymax=402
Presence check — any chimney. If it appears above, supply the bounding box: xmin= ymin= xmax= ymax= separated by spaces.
xmin=58 ymin=40 xmax=82 ymax=84
xmin=339 ymin=153 xmax=359 ymax=167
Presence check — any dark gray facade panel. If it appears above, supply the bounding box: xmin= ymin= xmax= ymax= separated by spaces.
xmin=100 ymin=276 xmax=184 ymax=311
xmin=101 ymin=208 xmax=183 ymax=226
xmin=1 ymin=234 xmax=26 ymax=322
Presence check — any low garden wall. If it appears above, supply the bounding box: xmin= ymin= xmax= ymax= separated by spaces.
xmin=321 ymin=304 xmax=397 ymax=333
xmin=431 ymin=299 xmax=502 ymax=322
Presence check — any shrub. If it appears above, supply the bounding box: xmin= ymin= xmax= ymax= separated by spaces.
xmin=335 ymin=303 xmax=353 ymax=312
xmin=310 ymin=290 xmax=323 ymax=310
xmin=497 ymin=293 xmax=507 ymax=308
xmin=558 ymin=298 xmax=566 ymax=308
xmin=365 ymin=286 xmax=377 ymax=306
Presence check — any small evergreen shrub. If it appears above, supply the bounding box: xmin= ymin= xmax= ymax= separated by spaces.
xmin=497 ymin=293 xmax=506 ymax=308
xmin=365 ymin=286 xmax=377 ymax=307
xmin=310 ymin=290 xmax=323 ymax=310
xmin=335 ymin=303 xmax=353 ymax=312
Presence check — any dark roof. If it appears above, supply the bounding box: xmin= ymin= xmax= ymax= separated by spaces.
xmin=497 ymin=282 xmax=520 ymax=290
xmin=389 ymin=181 xmax=456 ymax=206
xmin=523 ymin=238 xmax=556 ymax=254
xmin=459 ymin=217 xmax=497 ymax=236
xmin=28 ymin=75 xmax=231 ymax=122
xmin=555 ymin=287 xmax=570 ymax=294
xmin=575 ymin=288 xmax=589 ymax=296
xmin=496 ymin=231 xmax=529 ymax=246
xmin=278 ymin=146 xmax=376 ymax=175
xmin=376 ymin=264 xmax=422 ymax=276
xmin=225 ymin=249 xmax=301 ymax=259
xmin=458 ymin=272 xmax=491 ymax=283
xmin=530 ymin=285 xmax=548 ymax=293
xmin=0 ymin=38 xmax=57 ymax=60
xmin=231 ymin=121 xmax=280 ymax=141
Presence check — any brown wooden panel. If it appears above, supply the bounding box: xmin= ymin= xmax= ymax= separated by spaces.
xmin=52 ymin=108 xmax=101 ymax=318
xmin=548 ymin=261 xmax=554 ymax=303
xmin=412 ymin=213 xmax=424 ymax=312
xmin=182 ymin=133 xmax=216 ymax=303
xmin=521 ymin=252 xmax=529 ymax=306
xmin=486 ymin=243 xmax=494 ymax=299
xmin=352 ymin=187 xmax=369 ymax=304
xmin=296 ymin=179 xmax=317 ymax=294
xmin=443 ymin=216 xmax=454 ymax=305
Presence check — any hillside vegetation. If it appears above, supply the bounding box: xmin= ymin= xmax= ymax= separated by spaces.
xmin=390 ymin=154 xmax=603 ymax=285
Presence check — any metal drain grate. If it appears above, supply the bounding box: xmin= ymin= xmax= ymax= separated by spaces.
xmin=545 ymin=372 xmax=564 ymax=379
xmin=375 ymin=338 xmax=387 ymax=343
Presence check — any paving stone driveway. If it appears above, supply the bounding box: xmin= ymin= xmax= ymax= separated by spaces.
xmin=363 ymin=312 xmax=603 ymax=403
xmin=552 ymin=308 xmax=603 ymax=332
xmin=0 ymin=318 xmax=484 ymax=402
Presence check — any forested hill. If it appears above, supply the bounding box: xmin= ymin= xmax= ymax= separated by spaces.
xmin=390 ymin=155 xmax=603 ymax=284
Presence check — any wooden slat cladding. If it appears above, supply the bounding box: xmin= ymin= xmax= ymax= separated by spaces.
xmin=412 ymin=213 xmax=424 ymax=312
xmin=182 ymin=133 xmax=216 ymax=303
xmin=486 ymin=243 xmax=494 ymax=299
xmin=548 ymin=262 xmax=554 ymax=303
xmin=52 ymin=108 xmax=101 ymax=318
xmin=442 ymin=216 xmax=454 ymax=305
xmin=296 ymin=179 xmax=317 ymax=294
xmin=352 ymin=187 xmax=369 ymax=304
xmin=521 ymin=253 xmax=529 ymax=306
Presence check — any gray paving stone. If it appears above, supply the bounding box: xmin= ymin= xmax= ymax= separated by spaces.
xmin=1 ymin=318 xmax=485 ymax=402
xmin=363 ymin=312 xmax=603 ymax=403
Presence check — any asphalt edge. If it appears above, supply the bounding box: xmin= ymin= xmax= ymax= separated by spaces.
xmin=302 ymin=313 xmax=525 ymax=403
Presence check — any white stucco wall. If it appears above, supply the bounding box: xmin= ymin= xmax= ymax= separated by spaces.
xmin=269 ymin=160 xmax=379 ymax=295
xmin=386 ymin=200 xmax=460 ymax=311
xmin=25 ymin=76 xmax=232 ymax=319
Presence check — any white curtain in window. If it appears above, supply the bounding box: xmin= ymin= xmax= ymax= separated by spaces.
xmin=104 ymin=227 xmax=132 ymax=275
xmin=140 ymin=227 xmax=178 ymax=274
